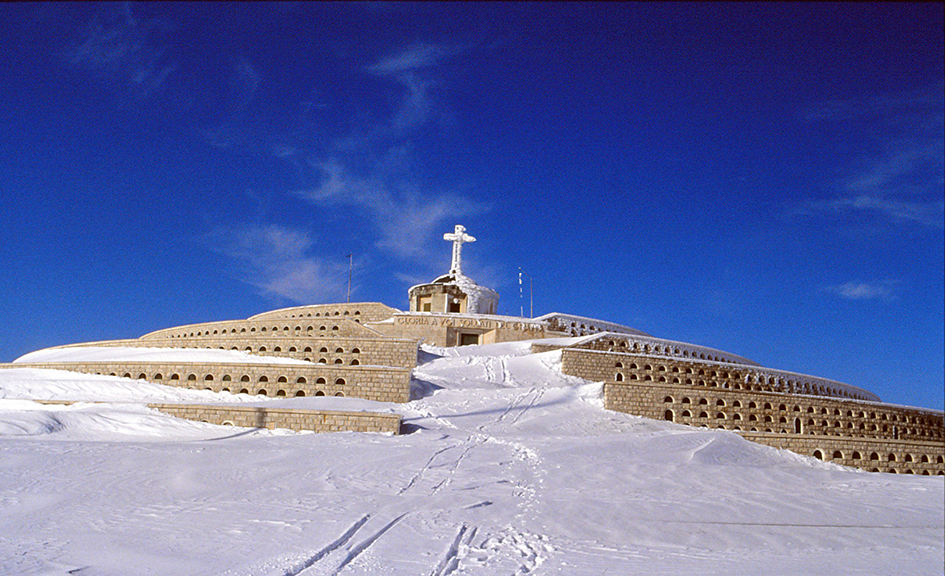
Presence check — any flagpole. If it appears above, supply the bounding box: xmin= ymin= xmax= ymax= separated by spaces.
xmin=347 ymin=254 xmax=352 ymax=303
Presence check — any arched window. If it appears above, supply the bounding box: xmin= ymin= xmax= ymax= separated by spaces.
xmin=334 ymin=378 xmax=346 ymax=386
xmin=241 ymin=375 xmax=250 ymax=382
xmin=257 ymin=389 xmax=267 ymax=396
xmin=276 ymin=390 xmax=287 ymax=397
xmin=296 ymin=377 xmax=307 ymax=384
xmin=812 ymin=450 xmax=823 ymax=460
xmin=259 ymin=376 xmax=269 ymax=383
xmin=615 ymin=373 xmax=624 ymax=382
xmin=277 ymin=376 xmax=288 ymax=383
xmin=295 ymin=391 xmax=306 ymax=397
xmin=664 ymin=410 xmax=674 ymax=422
xmin=316 ymin=377 xmax=326 ymax=385
xmin=187 ymin=374 xmax=197 ymax=381
xmin=351 ymin=359 xmax=360 ymax=365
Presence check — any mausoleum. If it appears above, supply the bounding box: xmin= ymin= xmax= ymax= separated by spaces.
xmin=1 ymin=224 xmax=941 ymax=473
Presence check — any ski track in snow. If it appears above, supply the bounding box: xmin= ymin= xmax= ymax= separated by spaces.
xmin=0 ymin=340 xmax=943 ymax=575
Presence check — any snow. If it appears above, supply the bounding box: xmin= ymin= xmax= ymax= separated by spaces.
xmin=0 ymin=340 xmax=941 ymax=575
xmin=14 ymin=346 xmax=314 ymax=365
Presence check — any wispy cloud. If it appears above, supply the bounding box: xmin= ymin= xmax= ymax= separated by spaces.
xmin=826 ymin=280 xmax=898 ymax=301
xmin=366 ymin=43 xmax=459 ymax=76
xmin=801 ymin=86 xmax=941 ymax=123
xmin=65 ymin=3 xmax=177 ymax=98
xmin=206 ymin=59 xmax=262 ymax=149
xmin=210 ymin=42 xmax=488 ymax=301
xmin=299 ymin=155 xmax=486 ymax=259
xmin=800 ymin=85 xmax=944 ymax=229
xmin=208 ymin=225 xmax=349 ymax=303
xmin=807 ymin=194 xmax=944 ymax=229
xmin=295 ymin=43 xmax=488 ymax=262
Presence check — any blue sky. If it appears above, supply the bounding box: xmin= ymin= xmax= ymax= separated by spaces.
xmin=1 ymin=3 xmax=942 ymax=410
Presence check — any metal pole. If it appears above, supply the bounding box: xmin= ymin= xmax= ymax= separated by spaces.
xmin=518 ymin=268 xmax=524 ymax=317
xmin=347 ymin=254 xmax=352 ymax=303
xmin=529 ymin=274 xmax=533 ymax=318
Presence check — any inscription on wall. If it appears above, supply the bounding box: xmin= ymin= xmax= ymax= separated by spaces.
xmin=394 ymin=315 xmax=542 ymax=332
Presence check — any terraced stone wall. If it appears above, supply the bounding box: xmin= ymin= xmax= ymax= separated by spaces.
xmin=248 ymin=302 xmax=400 ymax=324
xmin=61 ymin=337 xmax=419 ymax=369
xmin=738 ymin=433 xmax=943 ymax=475
xmin=602 ymin=381 xmax=944 ymax=474
xmin=557 ymin=347 xmax=877 ymax=402
xmin=9 ymin=362 xmax=411 ymax=403
xmin=34 ymin=400 xmax=402 ymax=434
xmin=141 ymin=317 xmax=382 ymax=341
xmin=150 ymin=404 xmax=402 ymax=434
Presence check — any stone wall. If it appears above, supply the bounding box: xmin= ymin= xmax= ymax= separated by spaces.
xmin=248 ymin=302 xmax=400 ymax=324
xmin=739 ymin=433 xmax=943 ymax=475
xmin=557 ymin=346 xmax=878 ymax=403
xmin=373 ymin=313 xmax=547 ymax=347
xmin=550 ymin=347 xmax=943 ymax=474
xmin=34 ymin=400 xmax=401 ymax=434
xmin=150 ymin=403 xmax=402 ymax=434
xmin=602 ymin=379 xmax=944 ymax=474
xmin=140 ymin=317 xmax=384 ymax=341
xmin=59 ymin=336 xmax=419 ymax=369
xmin=10 ymin=362 xmax=411 ymax=403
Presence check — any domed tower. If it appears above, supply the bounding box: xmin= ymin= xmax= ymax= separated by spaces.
xmin=409 ymin=225 xmax=499 ymax=315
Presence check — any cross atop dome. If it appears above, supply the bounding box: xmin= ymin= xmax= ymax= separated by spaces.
xmin=443 ymin=224 xmax=476 ymax=276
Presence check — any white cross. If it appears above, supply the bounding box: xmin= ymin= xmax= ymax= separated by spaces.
xmin=443 ymin=224 xmax=476 ymax=275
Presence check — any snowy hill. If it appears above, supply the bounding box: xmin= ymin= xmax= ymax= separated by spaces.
xmin=0 ymin=341 xmax=942 ymax=575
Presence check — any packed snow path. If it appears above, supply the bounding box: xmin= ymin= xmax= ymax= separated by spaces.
xmin=0 ymin=341 xmax=942 ymax=575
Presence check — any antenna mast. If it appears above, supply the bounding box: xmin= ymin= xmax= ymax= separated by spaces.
xmin=346 ymin=254 xmax=352 ymax=303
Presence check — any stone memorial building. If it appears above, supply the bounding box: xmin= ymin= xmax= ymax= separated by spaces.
xmin=2 ymin=224 xmax=942 ymax=474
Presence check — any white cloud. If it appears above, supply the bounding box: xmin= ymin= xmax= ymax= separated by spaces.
xmin=812 ymin=195 xmax=944 ymax=229
xmin=206 ymin=59 xmax=262 ymax=149
xmin=800 ymin=86 xmax=945 ymax=229
xmin=66 ymin=3 xmax=177 ymax=97
xmin=366 ymin=43 xmax=457 ymax=76
xmin=826 ymin=280 xmax=898 ymax=301
xmin=209 ymin=225 xmax=349 ymax=304
xmin=293 ymin=42 xmax=487 ymax=263
xmin=299 ymin=158 xmax=486 ymax=259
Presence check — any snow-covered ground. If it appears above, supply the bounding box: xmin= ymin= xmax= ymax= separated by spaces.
xmin=0 ymin=341 xmax=942 ymax=575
